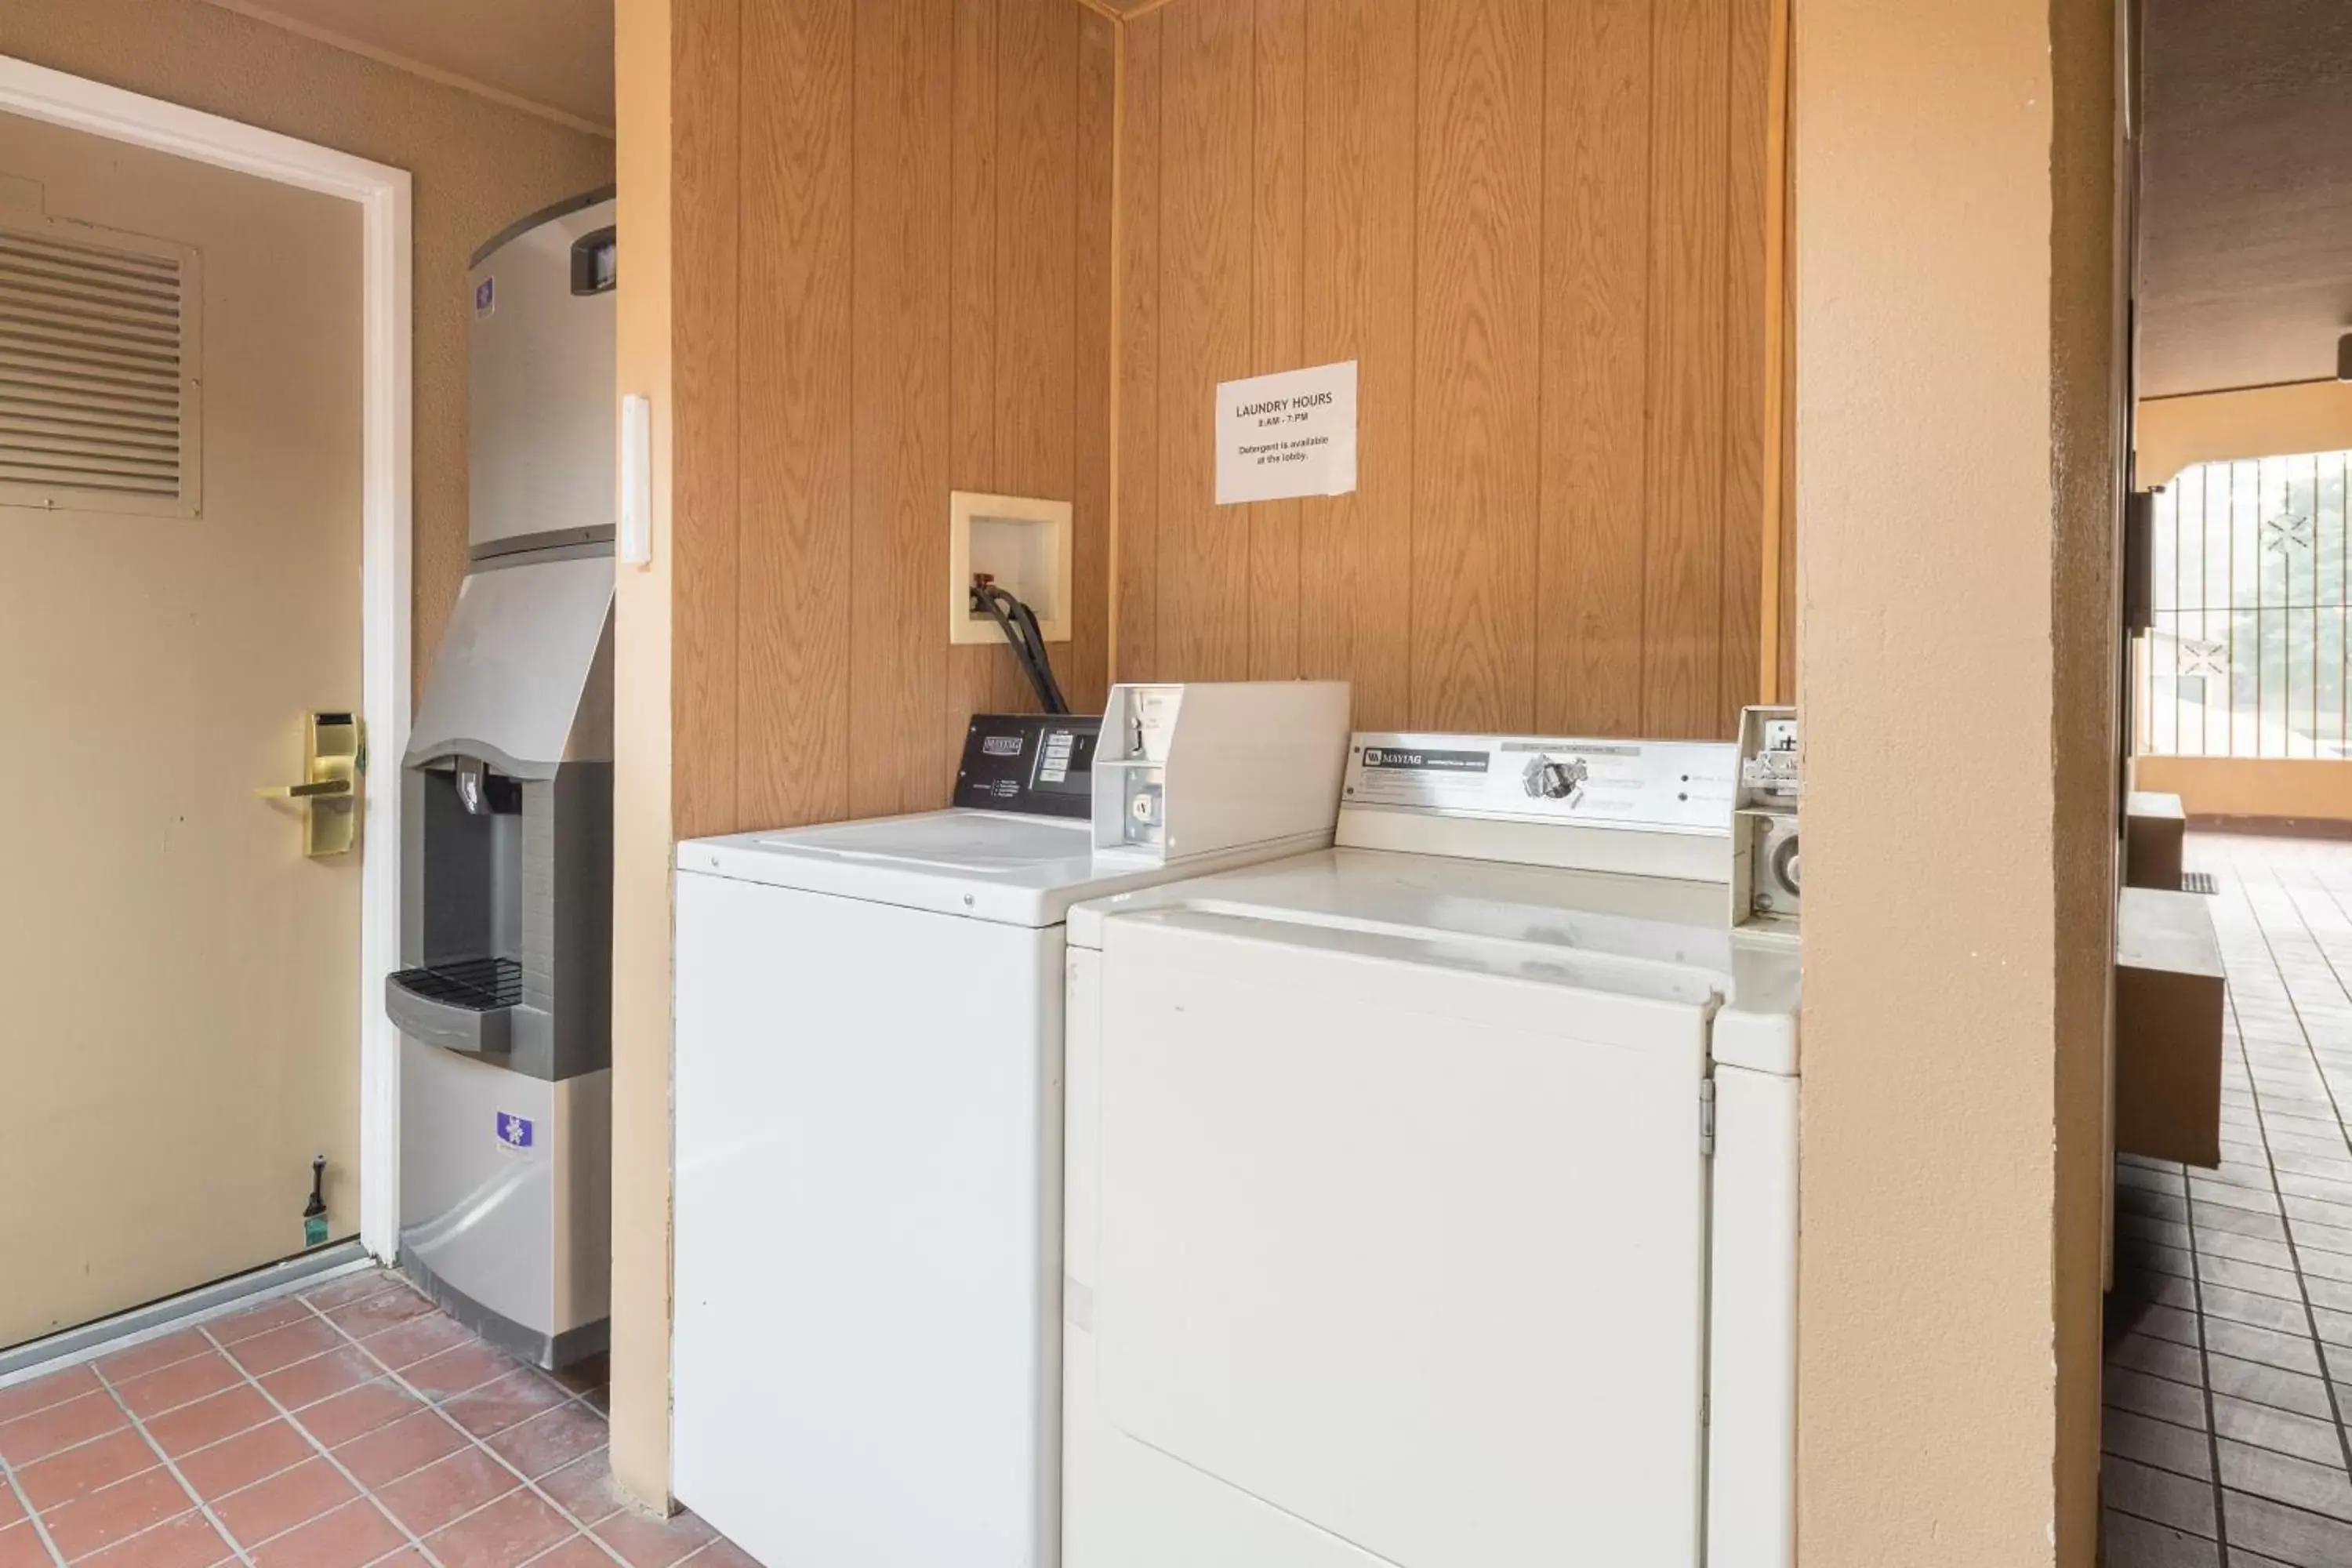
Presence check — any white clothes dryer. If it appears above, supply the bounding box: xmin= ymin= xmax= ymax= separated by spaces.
xmin=1061 ymin=730 xmax=1801 ymax=1568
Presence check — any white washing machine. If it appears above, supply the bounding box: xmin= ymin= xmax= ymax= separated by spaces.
xmin=1062 ymin=729 xmax=1802 ymax=1568
xmin=672 ymin=683 xmax=1352 ymax=1568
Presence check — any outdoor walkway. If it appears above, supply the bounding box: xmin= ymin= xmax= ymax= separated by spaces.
xmin=2107 ymin=832 xmax=2352 ymax=1567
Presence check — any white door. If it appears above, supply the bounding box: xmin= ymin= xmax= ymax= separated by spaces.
xmin=0 ymin=110 xmax=364 ymax=1346
xmin=1095 ymin=913 xmax=1713 ymax=1566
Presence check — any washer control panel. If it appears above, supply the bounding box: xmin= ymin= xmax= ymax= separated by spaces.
xmin=952 ymin=713 xmax=1101 ymax=818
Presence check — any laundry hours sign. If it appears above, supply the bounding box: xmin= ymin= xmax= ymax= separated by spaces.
xmin=1215 ymin=361 xmax=1359 ymax=505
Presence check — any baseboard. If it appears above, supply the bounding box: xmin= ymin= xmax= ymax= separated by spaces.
xmin=2187 ymin=814 xmax=2352 ymax=840
xmin=0 ymin=1241 xmax=372 ymax=1388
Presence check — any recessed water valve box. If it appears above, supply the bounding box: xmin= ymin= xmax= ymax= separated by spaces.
xmin=949 ymin=490 xmax=1071 ymax=645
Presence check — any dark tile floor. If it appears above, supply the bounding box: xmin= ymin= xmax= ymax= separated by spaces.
xmin=0 ymin=1270 xmax=753 ymax=1568
xmin=2107 ymin=832 xmax=2352 ymax=1567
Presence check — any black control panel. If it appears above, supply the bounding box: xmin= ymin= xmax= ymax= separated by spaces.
xmin=953 ymin=714 xmax=1102 ymax=818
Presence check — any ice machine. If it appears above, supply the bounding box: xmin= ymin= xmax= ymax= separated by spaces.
xmin=385 ymin=191 xmax=617 ymax=1368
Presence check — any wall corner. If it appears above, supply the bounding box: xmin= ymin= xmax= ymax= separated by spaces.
xmin=608 ymin=0 xmax=677 ymax=1515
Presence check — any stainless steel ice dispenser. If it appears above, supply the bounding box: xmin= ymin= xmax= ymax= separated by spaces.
xmin=387 ymin=193 xmax=615 ymax=1368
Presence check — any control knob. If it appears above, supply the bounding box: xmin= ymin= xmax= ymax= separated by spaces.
xmin=1523 ymin=755 xmax=1588 ymax=804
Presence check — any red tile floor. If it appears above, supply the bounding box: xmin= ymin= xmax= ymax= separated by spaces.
xmin=0 ymin=1270 xmax=753 ymax=1568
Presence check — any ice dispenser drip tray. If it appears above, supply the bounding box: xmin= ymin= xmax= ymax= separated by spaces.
xmin=387 ymin=956 xmax=523 ymax=1057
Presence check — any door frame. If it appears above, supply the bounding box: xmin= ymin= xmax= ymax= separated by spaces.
xmin=0 ymin=56 xmax=413 ymax=1263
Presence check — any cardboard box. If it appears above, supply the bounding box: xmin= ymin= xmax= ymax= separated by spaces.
xmin=2125 ymin=790 xmax=2186 ymax=891
xmin=2114 ymin=885 xmax=2226 ymax=1167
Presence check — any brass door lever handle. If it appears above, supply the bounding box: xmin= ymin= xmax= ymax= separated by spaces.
xmin=259 ymin=712 xmax=363 ymax=855
xmin=256 ymin=779 xmax=353 ymax=800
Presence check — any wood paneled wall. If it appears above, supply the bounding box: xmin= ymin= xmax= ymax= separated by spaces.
xmin=670 ymin=0 xmax=1785 ymax=844
xmin=1115 ymin=0 xmax=1780 ymax=738
xmin=671 ymin=0 xmax=1116 ymax=840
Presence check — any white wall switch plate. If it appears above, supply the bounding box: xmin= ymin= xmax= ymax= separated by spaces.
xmin=619 ymin=393 xmax=652 ymax=566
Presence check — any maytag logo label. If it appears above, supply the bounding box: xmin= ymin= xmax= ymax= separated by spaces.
xmin=1361 ymin=747 xmax=1490 ymax=774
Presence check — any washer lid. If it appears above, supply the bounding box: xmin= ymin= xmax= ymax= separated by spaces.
xmin=1072 ymin=846 xmax=1800 ymax=1072
xmin=676 ymin=812 xmax=1331 ymax=927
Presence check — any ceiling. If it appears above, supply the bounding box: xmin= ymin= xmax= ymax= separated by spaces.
xmin=198 ymin=1 xmax=1188 ymax=139
xmin=200 ymin=0 xmax=615 ymax=132
xmin=2139 ymin=0 xmax=2352 ymax=398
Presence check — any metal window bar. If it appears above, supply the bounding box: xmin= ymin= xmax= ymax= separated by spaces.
xmin=2141 ymin=449 xmax=2352 ymax=760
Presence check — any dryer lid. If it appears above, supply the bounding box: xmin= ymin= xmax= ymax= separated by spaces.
xmin=1070 ymin=846 xmax=1800 ymax=1073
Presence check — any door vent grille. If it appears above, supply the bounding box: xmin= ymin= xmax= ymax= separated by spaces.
xmin=0 ymin=216 xmax=201 ymax=517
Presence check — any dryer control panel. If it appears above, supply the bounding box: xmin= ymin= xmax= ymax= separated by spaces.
xmin=1335 ymin=732 xmax=1740 ymax=883
xmin=953 ymin=714 xmax=1101 ymax=818
xmin=1343 ymin=735 xmax=1737 ymax=833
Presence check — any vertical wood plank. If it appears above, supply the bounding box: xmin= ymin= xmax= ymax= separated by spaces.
xmin=1641 ymin=0 xmax=1731 ymax=738
xmin=1299 ymin=0 xmax=1417 ymax=728
xmin=737 ymin=0 xmax=856 ymax=827
xmin=851 ymin=0 xmax=954 ymax=815
xmin=1296 ymin=0 xmax=1357 ymax=699
xmin=670 ymin=0 xmax=740 ymax=840
xmin=1773 ymin=0 xmax=1797 ymax=705
xmin=1158 ymin=0 xmax=1254 ymax=680
xmin=947 ymin=0 xmax=1004 ymax=742
xmin=1719 ymin=0 xmax=1773 ymax=731
xmin=1073 ymin=10 xmax=1117 ymax=712
xmin=1115 ymin=11 xmax=1163 ymax=681
xmin=995 ymin=0 xmax=1080 ymax=717
xmin=1777 ymin=218 xmax=1797 ymax=702
xmin=1755 ymin=0 xmax=1790 ymax=707
xmin=1249 ymin=0 xmax=1306 ymax=677
xmin=1413 ymin=0 xmax=1544 ymax=731
xmin=1537 ymin=0 xmax=1652 ymax=737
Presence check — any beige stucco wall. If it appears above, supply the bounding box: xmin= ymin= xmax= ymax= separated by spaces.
xmin=1795 ymin=0 xmax=2116 ymax=1562
xmin=2138 ymin=379 xmax=2352 ymax=487
xmin=2049 ymin=0 xmax=2124 ymax=1554
xmin=608 ymin=0 xmax=674 ymax=1512
xmin=0 ymin=0 xmax=615 ymax=686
